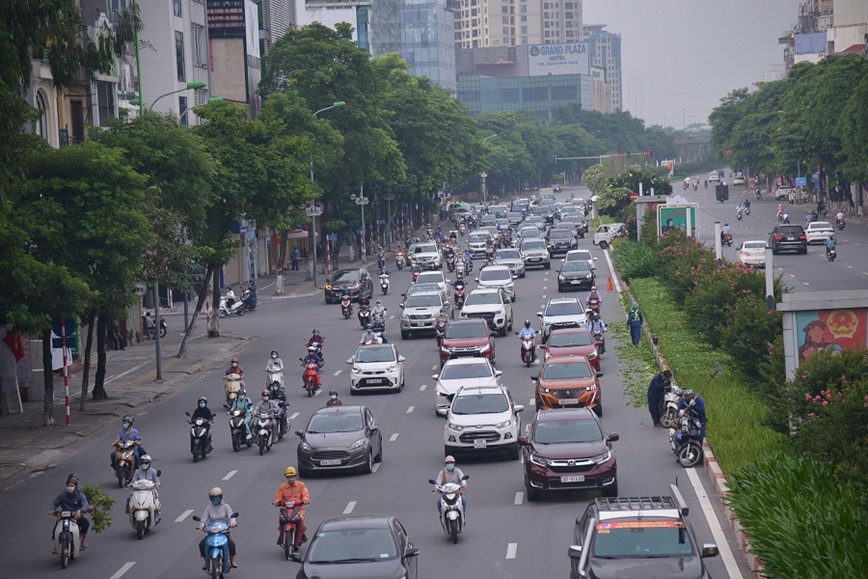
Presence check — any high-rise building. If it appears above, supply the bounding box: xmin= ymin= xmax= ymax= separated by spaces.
xmin=258 ymin=0 xmax=297 ymax=54
xmin=584 ymin=24 xmax=621 ymax=112
xmin=453 ymin=0 xmax=583 ymax=48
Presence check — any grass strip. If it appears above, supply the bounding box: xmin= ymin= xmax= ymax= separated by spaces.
xmin=609 ymin=318 xmax=658 ymax=408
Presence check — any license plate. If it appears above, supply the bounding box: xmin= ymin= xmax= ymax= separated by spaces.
xmin=367 ymin=378 xmax=384 ymax=384
xmin=561 ymin=475 xmax=585 ymax=483
xmin=786 ymin=237 xmax=795 ymax=241
xmin=570 ymin=280 xmax=582 ymax=284
xmin=559 ymin=398 xmax=579 ymax=405
xmin=320 ymin=459 xmax=341 ymax=466
xmin=473 ymin=439 xmax=488 ymax=449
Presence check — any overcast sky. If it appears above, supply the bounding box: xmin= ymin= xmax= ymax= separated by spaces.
xmin=584 ymin=0 xmax=801 ymax=128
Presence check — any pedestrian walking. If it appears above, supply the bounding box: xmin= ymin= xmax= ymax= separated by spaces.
xmin=627 ymin=301 xmax=643 ymax=346
xmin=646 ymin=370 xmax=671 ymax=427
xmin=291 ymin=247 xmax=300 ymax=271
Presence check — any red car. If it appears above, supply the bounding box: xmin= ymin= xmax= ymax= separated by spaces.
xmin=539 ymin=327 xmax=600 ymax=371
xmin=439 ymin=319 xmax=495 ymax=367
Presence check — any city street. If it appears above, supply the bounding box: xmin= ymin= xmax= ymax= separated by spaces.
xmin=0 ymin=192 xmax=750 ymax=579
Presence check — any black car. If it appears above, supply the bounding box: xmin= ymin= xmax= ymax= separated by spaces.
xmin=569 ymin=485 xmax=719 ymax=579
xmin=325 ymin=268 xmax=374 ymax=303
xmin=768 ymin=224 xmax=807 ymax=254
xmin=296 ymin=405 xmax=383 ymax=476
xmin=546 ymin=228 xmax=579 ymax=256
xmin=557 ymin=261 xmax=595 ymax=291
xmin=296 ymin=516 xmax=419 ymax=579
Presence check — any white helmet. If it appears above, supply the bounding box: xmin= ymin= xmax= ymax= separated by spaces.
xmin=444 ymin=455 xmax=456 ymax=464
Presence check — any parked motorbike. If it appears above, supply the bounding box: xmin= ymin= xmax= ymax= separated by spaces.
xmin=192 ymin=513 xmax=238 ymax=577
xmin=659 ymin=381 xmax=684 ymax=429
xmin=128 ymin=477 xmax=161 ymax=539
xmin=228 ymin=407 xmax=253 ymax=452
xmin=340 ymin=294 xmax=353 ymax=319
xmin=301 ymin=360 xmax=320 ymax=397
xmin=185 ymin=412 xmax=213 ymax=463
xmin=429 ymin=475 xmax=469 ymax=544
xmin=113 ymin=440 xmax=138 ymax=488
xmin=146 ymin=318 xmax=168 ymax=339
xmin=518 ymin=333 xmax=536 ymax=367
xmin=826 ymin=246 xmax=837 ymax=262
xmin=453 ymin=281 xmax=466 ymax=309
xmin=836 ymin=217 xmax=846 ymax=230
xmin=668 ymin=410 xmax=704 ymax=468
xmin=379 ymin=272 xmax=390 ymax=295
xmin=278 ymin=500 xmax=305 ymax=561
xmin=255 ymin=411 xmax=277 ymax=455
xmin=218 ymin=291 xmax=245 ymax=318
xmin=224 ymin=373 xmax=242 ymax=407
xmin=395 ymin=249 xmax=406 ymax=270
xmin=240 ymin=286 xmax=257 ymax=312
xmin=50 ymin=509 xmax=85 ymax=568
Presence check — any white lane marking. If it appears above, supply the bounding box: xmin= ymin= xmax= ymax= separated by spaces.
xmin=432 ymin=364 xmax=438 ymax=370
xmin=333 ymin=370 xmax=342 ymax=376
xmin=372 ymin=463 xmax=381 ymax=473
xmin=389 ymin=433 xmax=400 ymax=442
xmin=105 ymin=362 xmax=147 ymax=385
xmin=803 ymin=281 xmax=810 ymax=286
xmin=846 ymin=265 xmax=853 ymax=269
xmin=542 ymin=286 xmax=547 ymax=290
xmin=175 ymin=509 xmax=194 ymax=523
xmin=406 ymin=406 xmax=415 ymax=414
xmin=534 ymin=358 xmax=541 ymax=365
xmin=343 ymin=501 xmax=357 ymax=514
xmin=788 ymin=273 xmax=796 ymax=278
xmin=315 ymin=388 xmax=322 ymax=396
xmin=420 ymin=384 xmax=428 ymax=391
xmin=686 ymin=465 xmax=743 ymax=579
xmin=222 ymin=470 xmax=238 ymax=481
xmin=389 ymin=314 xmax=395 ymax=320
xmin=289 ymin=412 xmax=299 ymax=420
xmin=506 ymin=542 xmax=518 ymax=559
xmin=529 ymin=397 xmax=535 ymax=405
xmin=542 ymin=295 xmax=546 ymax=299
xmin=514 ymin=492 xmax=524 ymax=505
xmin=109 ymin=562 xmax=136 ymax=579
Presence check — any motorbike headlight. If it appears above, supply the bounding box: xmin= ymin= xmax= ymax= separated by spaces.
xmin=495 ymin=419 xmax=512 ymax=429
xmin=447 ymin=422 xmax=465 ymax=432
xmin=349 ymin=438 xmax=367 ymax=450
xmin=529 ymin=453 xmax=550 ymax=467
xmin=590 ymin=450 xmax=612 ymax=464
xmin=300 ymin=441 xmax=312 ymax=452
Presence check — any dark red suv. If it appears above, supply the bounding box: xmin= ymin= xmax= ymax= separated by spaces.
xmin=518 ymin=407 xmax=618 ymax=501
xmin=439 ymin=319 xmax=495 ymax=367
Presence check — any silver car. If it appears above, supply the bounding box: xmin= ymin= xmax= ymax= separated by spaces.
xmin=409 ymin=242 xmax=441 ymax=268
xmin=520 ymin=239 xmax=551 ymax=270
xmin=400 ymin=291 xmax=452 ymax=339
xmin=492 ymin=248 xmax=526 ymax=278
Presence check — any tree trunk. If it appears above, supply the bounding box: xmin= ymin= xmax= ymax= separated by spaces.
xmin=177 ymin=264 xmax=214 ymax=358
xmin=41 ymin=328 xmax=55 ymax=426
xmin=79 ymin=308 xmax=96 ymax=410
xmin=91 ymin=314 xmax=108 ymax=400
xmin=210 ymin=264 xmax=221 ymax=337
xmin=277 ymin=230 xmax=288 ymax=270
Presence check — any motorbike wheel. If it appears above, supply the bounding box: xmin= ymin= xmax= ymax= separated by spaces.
xmin=211 ymin=558 xmax=220 ymax=579
xmin=284 ymin=528 xmax=295 ymax=561
xmin=117 ymin=469 xmax=126 ymax=488
xmin=60 ymin=535 xmax=70 ymax=568
xmin=192 ymin=442 xmax=200 ymax=463
xmin=259 ymin=435 xmax=267 ymax=455
xmin=660 ymin=408 xmax=677 ymax=429
xmin=160 ymin=327 xmax=167 ymax=338
xmin=232 ymin=433 xmax=240 ymax=452
xmin=677 ymin=443 xmax=703 ymax=468
xmin=306 ymin=380 xmax=316 ymax=398
xmin=218 ymin=309 xmax=226 ymax=319
xmin=236 ymin=308 xmax=245 ymax=317
xmin=136 ymin=519 xmax=145 ymax=540
xmin=525 ymin=355 xmax=532 ymax=368
xmin=449 ymin=519 xmax=459 ymax=544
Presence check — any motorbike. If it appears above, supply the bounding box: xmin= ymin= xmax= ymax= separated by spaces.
xmin=228 ymin=407 xmax=253 ymax=452
xmin=51 ymin=509 xmax=84 ymax=568
xmin=411 ymin=268 xmax=422 ymax=283
xmin=185 ymin=412 xmax=213 ymax=463
xmin=659 ymin=381 xmax=684 ymax=429
xmin=755 ymin=188 xmax=761 ymax=200
xmin=745 ymin=206 xmax=751 ymax=215
xmin=455 ymin=259 xmax=466 ymax=280
xmin=592 ymin=331 xmax=606 ymax=356
xmin=224 ymin=373 xmax=242 ymax=407
xmin=435 ymin=318 xmax=448 ymax=348
xmin=340 ymin=293 xmax=353 ymax=319
xmin=826 ymin=246 xmax=837 ymax=262
xmin=377 ymin=254 xmax=386 ymax=271
xmin=379 ymin=272 xmax=390 ymax=295
xmin=113 ymin=439 xmax=138 ymax=488
xmin=459 ymin=223 xmax=465 ymax=235
xmin=218 ymin=291 xmax=245 ymax=318
xmin=301 ymin=360 xmax=320 ymax=397
xmin=453 ymin=281 xmax=466 ymax=309
xmin=836 ymin=217 xmax=846 ymax=231
xmin=266 ymin=368 xmax=284 ymax=391
xmin=518 ymin=333 xmax=536 ymax=367
xmin=704 ymin=181 xmax=708 ymax=190
xmin=192 ymin=513 xmax=238 ymax=578
xmin=395 ymin=249 xmax=406 ymax=270
xmin=586 ymin=297 xmax=601 ymax=316
xmin=358 ymin=305 xmax=372 ymax=329
xmin=683 ymin=182 xmax=689 ymax=190
xmin=146 ymin=318 xmax=168 ymax=339
xmin=429 ymin=475 xmax=469 ymax=544
xmin=722 ymin=233 xmax=733 ymax=247
xmin=255 ymin=411 xmax=277 ymax=455
xmin=668 ymin=410 xmax=704 ymax=468
xmin=692 ymin=183 xmax=697 ymax=191
xmin=445 ymin=253 xmax=456 ymax=273
xmin=370 ymin=315 xmax=387 ymax=341
xmin=128 ymin=477 xmax=161 ymax=539
xmin=240 ymin=286 xmax=256 ymax=312
xmin=736 ymin=211 xmax=743 ymax=221
xmin=278 ymin=500 xmax=305 ymax=561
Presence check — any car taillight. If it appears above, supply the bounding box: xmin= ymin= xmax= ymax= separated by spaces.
xmin=799 ymin=234 xmax=806 ymax=240
xmin=773 ymin=235 xmax=782 ymax=241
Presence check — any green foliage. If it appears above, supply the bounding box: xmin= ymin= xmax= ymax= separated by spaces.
xmin=581 ymin=164 xmax=610 ymax=196
xmin=655 ymin=233 xmax=716 ymax=304
xmin=608 ymin=309 xmax=659 ymax=408
xmin=610 ymin=239 xmax=657 ymax=281
xmin=727 ymin=454 xmax=868 ymax=579
xmin=837 ymin=72 xmax=868 ymax=182
xmin=596 ymin=186 xmax=632 ymax=216
xmin=718 ymin=296 xmax=783 ymax=381
xmin=608 ymin=167 xmax=672 ymax=197
xmin=82 ymin=484 xmax=115 ymax=533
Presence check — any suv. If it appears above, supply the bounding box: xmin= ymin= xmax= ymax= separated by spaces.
xmin=518 ymin=407 xmax=618 ymax=501
xmin=768 ymin=224 xmax=807 ymax=254
xmin=533 ymin=356 xmax=603 ymax=414
xmin=400 ymin=291 xmax=451 ymax=339
xmin=475 ymin=265 xmax=516 ymax=302
xmin=409 ymin=242 xmax=441 ymax=268
xmin=439 ymin=319 xmax=495 ymax=366
xmin=466 ymin=231 xmax=492 ymax=259
xmin=492 ymin=248 xmax=526 ymax=278
xmin=538 ymin=297 xmax=587 ymax=342
xmin=520 ymin=239 xmax=552 ymax=270
xmin=568 ymin=485 xmax=719 ymax=579
xmin=546 ymin=228 xmax=578 ymax=256
xmin=461 ymin=288 xmax=513 ymax=336
xmin=444 ymin=384 xmax=524 ymax=459
xmin=774 ymin=185 xmax=794 ymax=201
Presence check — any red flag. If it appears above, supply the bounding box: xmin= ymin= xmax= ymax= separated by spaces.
xmin=2 ymin=331 xmax=25 ymax=361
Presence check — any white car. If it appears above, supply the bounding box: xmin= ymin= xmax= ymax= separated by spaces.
xmin=461 ymin=288 xmax=513 ymax=336
xmin=592 ymin=223 xmax=625 ymax=249
xmin=563 ymin=249 xmax=597 ymax=272
xmin=492 ymin=248 xmax=526 ymax=278
xmin=475 ymin=265 xmax=516 ymax=302
xmin=805 ymin=221 xmax=835 ymax=245
xmin=466 ymin=231 xmax=492 ymax=259
xmin=443 ymin=384 xmax=524 ymax=459
xmin=774 ymin=186 xmax=794 ymax=201
xmin=415 ymin=270 xmax=450 ymax=295
xmin=733 ymin=175 xmax=746 ymax=186
xmin=708 ymin=171 xmax=721 ymax=183
xmin=433 ymin=358 xmax=503 ymax=415
xmin=737 ymin=240 xmax=768 ymax=268
xmin=537 ymin=297 xmax=587 ymax=341
xmin=409 ymin=242 xmax=442 ymax=268
xmin=347 ymin=343 xmax=406 ymax=393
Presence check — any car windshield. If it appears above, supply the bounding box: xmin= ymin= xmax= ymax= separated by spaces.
xmin=445 ymin=322 xmax=486 ymax=339
xmin=496 ymin=219 xmax=509 ymax=227
xmin=523 ymin=241 xmax=547 ymax=251
xmin=415 ymin=244 xmax=437 ymax=254
xmin=306 ymin=528 xmax=398 ymax=563
xmin=507 ymin=212 xmax=523 ymax=220
xmin=808 ymin=222 xmax=832 ymax=230
xmin=441 ymin=362 xmax=493 ymax=380
xmin=480 ymin=269 xmax=511 ymax=282
xmin=542 ymin=361 xmax=593 ymax=379
xmin=743 ymin=242 xmax=767 ymax=250
xmin=333 ymin=270 xmax=360 ymax=282
xmin=451 ymin=393 xmax=509 ymax=414
xmin=355 ymin=346 xmax=396 ymax=363
xmin=405 ymin=294 xmax=442 ymax=307
xmin=592 ymin=521 xmax=695 ymax=557
xmin=519 ymin=228 xmax=539 ymax=237
xmin=495 ymin=250 xmax=521 ymax=260
xmin=566 ymin=252 xmax=592 ymax=262
xmin=416 ymin=273 xmax=443 ymax=284
xmin=546 ymin=302 xmax=583 ymax=316
xmin=549 ymin=331 xmax=594 ymax=347
xmin=562 ymin=262 xmax=591 ymax=273
xmin=307 ymin=413 xmax=364 ymax=434
xmin=465 ymin=292 xmax=502 ymax=306
xmin=549 ymin=230 xmax=573 ymax=239
xmin=534 ymin=419 xmax=602 ymax=444
xmin=469 ymin=233 xmax=489 ymax=243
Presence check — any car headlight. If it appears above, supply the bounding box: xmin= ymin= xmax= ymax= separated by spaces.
xmin=300 ymin=441 xmax=312 ymax=452
xmin=447 ymin=422 xmax=465 ymax=432
xmin=495 ymin=419 xmax=513 ymax=429
xmin=584 ymin=383 xmax=597 ymax=391
xmin=590 ymin=450 xmax=612 ymax=464
xmin=539 ymin=387 xmax=551 ymax=394
xmin=586 ymin=350 xmax=597 ymax=359
xmin=480 ymin=343 xmax=491 ymax=353
xmin=349 ymin=438 xmax=367 ymax=450
xmin=441 ymin=346 xmax=451 ymax=354
xmin=558 ymin=275 xmax=566 ymax=281
xmin=386 ymin=364 xmax=397 ymax=372
xmin=585 ymin=273 xmax=592 ymax=279
xmin=352 ymin=365 xmax=363 ymax=373
xmin=529 ymin=452 xmax=550 ymax=466
xmin=461 ymin=312 xmax=468 ymax=318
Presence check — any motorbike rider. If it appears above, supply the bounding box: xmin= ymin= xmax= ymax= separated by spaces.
xmin=228 ymin=388 xmax=254 ymax=440
xmin=371 ymin=299 xmax=386 ymax=322
xmin=586 ymin=286 xmax=602 ymax=307
xmin=301 ymin=346 xmax=323 ymax=390
xmin=678 ymin=389 xmax=707 ymax=441
xmin=191 ymin=396 xmax=216 ymax=453
xmin=720 ymin=223 xmax=731 ymax=244
xmin=825 ymin=234 xmax=837 ymax=258
xmin=743 ymin=198 xmax=751 ymax=211
xmin=197 ymin=487 xmax=238 ymax=571
xmin=253 ymin=389 xmax=281 ymax=437
xmin=433 ymin=456 xmax=467 ymax=513
xmin=781 ymin=212 xmax=790 ymax=224
xmin=518 ymin=320 xmax=536 ymax=340
xmin=127 ymin=454 xmax=161 ymax=519
xmin=646 ymin=370 xmax=672 ymax=427
xmin=307 ymin=329 xmax=325 ymax=351
xmin=735 ymin=204 xmax=743 ymax=219
xmin=360 ymin=325 xmax=380 ymax=345
xmin=274 ymin=467 xmax=311 ymax=550
xmin=326 ymin=389 xmax=343 ymax=407
xmin=588 ymin=311 xmax=608 ymax=353
xmin=111 ymin=414 xmax=145 ymax=470
xmin=776 ymin=203 xmax=784 ymax=218
xmin=836 ymin=210 xmax=845 ymax=225
xmin=49 ymin=474 xmax=91 ymax=549
xmin=266 ymin=350 xmax=285 ymax=374
xmin=226 ymin=357 xmax=245 ymax=389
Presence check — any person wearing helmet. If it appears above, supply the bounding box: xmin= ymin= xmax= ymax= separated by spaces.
xmin=325 ymin=389 xmax=342 ymax=407
xmin=721 ymin=223 xmax=731 ymax=244
xmin=226 ymin=357 xmax=246 ymax=391
xmin=433 ymin=456 xmax=467 ymax=514
xmin=359 ymin=325 xmax=379 ymax=345
xmin=228 ymin=387 xmax=254 ymax=440
xmin=371 ymin=299 xmax=386 ymax=321
xmin=273 ymin=467 xmax=311 ymax=550
xmin=307 ymin=329 xmax=325 ymax=350
xmin=518 ymin=320 xmax=536 ymax=340
xmin=678 ymin=389 xmax=707 ymax=441
xmin=128 ymin=455 xmax=161 ymax=519
xmin=301 ymin=345 xmax=324 ymax=390
xmin=197 ymin=487 xmax=238 ymax=571
xmin=50 ymin=474 xmax=92 ymax=549
xmin=111 ymin=414 xmax=146 ymax=470
xmin=586 ymin=286 xmax=601 ymax=308
xmin=190 ymin=397 xmax=216 ymax=453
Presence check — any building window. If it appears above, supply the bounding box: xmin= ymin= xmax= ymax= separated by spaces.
xmin=522 ymin=86 xmax=548 ymax=101
xmin=97 ymin=80 xmax=115 ymax=126
xmin=175 ymin=31 xmax=185 ymax=82
xmin=35 ymin=90 xmax=48 ymax=139
xmin=173 ymin=0 xmax=182 ymax=17
xmin=191 ymin=24 xmax=206 ymax=67
xmin=179 ymin=96 xmax=188 ymax=126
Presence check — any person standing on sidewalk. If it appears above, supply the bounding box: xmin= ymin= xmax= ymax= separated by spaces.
xmin=627 ymin=301 xmax=643 ymax=346
xmin=291 ymin=247 xmax=300 ymax=271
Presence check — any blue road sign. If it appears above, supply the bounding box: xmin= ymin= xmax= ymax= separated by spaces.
xmin=794 ymin=177 xmax=807 ymax=186
xmin=326 ymin=234 xmax=338 ymax=241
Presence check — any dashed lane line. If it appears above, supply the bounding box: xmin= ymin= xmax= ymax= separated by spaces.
xmin=420 ymin=384 xmax=428 ymax=391
xmin=406 ymin=406 xmax=415 ymax=414
xmin=175 ymin=509 xmax=194 ymax=523
xmin=506 ymin=543 xmax=518 ymax=559
xmin=333 ymin=370 xmax=342 ymax=376
xmin=514 ymin=492 xmax=524 ymax=505
xmin=289 ymin=412 xmax=299 ymax=420
xmin=372 ymin=463 xmax=381 ymax=473
xmin=343 ymin=501 xmax=357 ymax=514
xmin=389 ymin=433 xmax=400 ymax=442
xmin=109 ymin=562 xmax=136 ymax=579
xmin=222 ymin=470 xmax=238 ymax=481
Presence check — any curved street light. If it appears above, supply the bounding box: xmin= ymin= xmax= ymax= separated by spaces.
xmin=134 ymin=81 xmax=208 ymax=112
xmin=178 ymin=97 xmax=223 ymax=126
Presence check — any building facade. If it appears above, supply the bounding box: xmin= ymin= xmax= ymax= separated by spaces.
xmin=258 ymin=0 xmax=297 ymax=54
xmin=453 ymin=0 xmax=583 ymax=48
xmin=782 ymin=0 xmax=867 ymax=70
xmin=584 ymin=24 xmax=621 ymax=112
xmin=294 ymin=0 xmax=373 ymax=50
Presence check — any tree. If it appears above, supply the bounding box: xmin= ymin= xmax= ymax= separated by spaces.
xmin=609 ymin=167 xmax=672 ymax=196
xmin=709 ymin=88 xmax=750 ymax=159
xmin=596 ymin=186 xmax=632 ymax=216
xmin=581 ymin=164 xmax=611 ymax=196
xmin=838 ymin=72 xmax=868 ymax=182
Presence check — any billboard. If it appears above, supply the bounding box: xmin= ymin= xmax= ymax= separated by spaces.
xmin=657 ymin=204 xmax=698 ymax=239
xmin=795 ymin=309 xmax=867 ymax=365
xmin=528 ymin=43 xmax=590 ymax=77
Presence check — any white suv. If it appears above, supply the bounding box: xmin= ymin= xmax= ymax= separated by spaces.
xmin=444 ymin=384 xmax=524 ymax=459
xmin=537 ymin=297 xmax=587 ymax=342
xmin=433 ymin=358 xmax=503 ymax=416
xmin=409 ymin=242 xmax=442 ymax=268
xmin=475 ymin=265 xmax=516 ymax=302
xmin=347 ymin=343 xmax=406 ymax=393
xmin=460 ymin=288 xmax=513 ymax=336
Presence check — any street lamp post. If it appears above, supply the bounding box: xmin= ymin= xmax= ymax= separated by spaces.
xmin=177 ymin=97 xmax=223 ymax=126
xmin=351 ymin=187 xmax=370 ymax=261
xmin=480 ymin=172 xmax=488 ymax=204
xmin=305 ymin=202 xmax=324 ymax=286
xmin=148 ymin=81 xmax=207 ymax=111
xmin=382 ymin=192 xmax=395 ymax=249
xmin=481 ymin=134 xmax=498 ymax=203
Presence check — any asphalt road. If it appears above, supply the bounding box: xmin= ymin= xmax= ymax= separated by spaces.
xmin=0 ymin=188 xmax=750 ymax=579
xmin=674 ymin=179 xmax=868 ymax=291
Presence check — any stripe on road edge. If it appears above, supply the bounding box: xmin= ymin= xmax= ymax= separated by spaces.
xmin=289 ymin=412 xmax=299 ymax=420
xmin=506 ymin=543 xmax=517 ymax=559
xmin=686 ymin=466 xmax=743 ymax=579
xmin=406 ymin=406 xmax=415 ymax=413
xmin=109 ymin=562 xmax=136 ymax=579
xmin=514 ymin=492 xmax=523 ymax=505
xmin=343 ymin=500 xmax=356 ymax=514
xmin=333 ymin=370 xmax=342 ymax=376
xmin=222 ymin=470 xmax=238 ymax=481
xmin=175 ymin=509 xmax=194 ymax=523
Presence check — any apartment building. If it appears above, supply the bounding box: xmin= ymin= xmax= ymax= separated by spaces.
xmin=453 ymin=0 xmax=583 ymax=48
xmin=584 ymin=24 xmax=621 ymax=112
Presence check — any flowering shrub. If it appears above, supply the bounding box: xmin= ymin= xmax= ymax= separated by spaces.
xmin=655 ymin=233 xmax=716 ymax=304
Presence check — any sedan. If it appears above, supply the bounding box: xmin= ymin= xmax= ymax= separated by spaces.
xmin=737 ymin=240 xmax=768 ymax=268
xmin=415 ymin=271 xmax=450 ymax=294
xmin=557 ymin=261 xmax=595 ymax=292
xmin=805 ymin=221 xmax=835 ymax=244
xmin=296 ymin=406 xmax=383 ymax=476
xmin=432 ymin=357 xmax=503 ymax=415
xmin=563 ymin=249 xmax=596 ymax=272
xmin=325 ymin=268 xmax=373 ymax=304
xmin=296 ymin=516 xmax=419 ymax=579
xmin=347 ymin=343 xmax=406 ymax=393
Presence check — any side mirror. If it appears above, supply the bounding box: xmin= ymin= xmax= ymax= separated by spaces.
xmin=514 ymin=404 xmax=525 ymax=414
xmin=596 ymin=372 xmax=604 ymax=378
xmin=346 ymin=358 xmax=354 ymax=364
xmin=398 ymin=355 xmax=406 ymax=362
xmin=294 ymin=429 xmax=304 ymax=437
xmin=517 ymin=436 xmax=528 ymax=445
xmin=536 ymin=312 xmax=543 ymax=317
xmin=494 ymin=370 xmax=503 ymax=377
xmin=192 ymin=515 xmax=202 ymax=522
xmin=432 ymin=374 xmax=439 ymax=380
xmin=607 ymin=432 xmax=620 ymax=442
xmin=428 ymin=478 xmax=437 ymax=485
xmin=701 ymin=544 xmax=720 ymax=558
xmin=568 ymin=545 xmax=583 ymax=559
xmin=184 ymin=411 xmax=192 ymax=417
xmin=530 ymin=375 xmax=539 ymax=382
xmin=436 ymin=406 xmax=449 ymax=417
xmin=474 ymin=278 xmax=479 ymax=283
xmin=462 ymin=475 xmax=470 ymax=481
xmin=156 ymin=469 xmax=162 ymax=476
xmin=404 ymin=546 xmax=420 ymax=558
xmin=593 ymin=256 xmax=598 ymax=261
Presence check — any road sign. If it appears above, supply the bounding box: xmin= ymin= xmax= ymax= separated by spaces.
xmin=133 ymin=282 xmax=147 ymax=297
xmin=794 ymin=177 xmax=807 ymax=186
xmin=52 ymin=318 xmax=76 ymax=338
xmin=326 ymin=234 xmax=338 ymax=241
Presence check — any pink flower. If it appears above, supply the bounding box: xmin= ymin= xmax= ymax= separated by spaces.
xmin=822 ymin=400 xmax=829 ymax=407
xmin=805 ymin=393 xmax=812 ymax=401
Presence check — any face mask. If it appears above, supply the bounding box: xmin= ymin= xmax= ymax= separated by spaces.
xmin=286 ymin=478 xmax=296 ymax=485
xmin=330 ymin=395 xmax=337 ymax=400
xmin=141 ymin=463 xmax=150 ymax=470
xmin=199 ymin=402 xmax=206 ymax=409
xmin=262 ymin=398 xmax=269 ymax=403
xmin=446 ymin=464 xmax=455 ymax=472
xmin=271 ymin=354 xmax=278 ymax=359
xmin=211 ymin=497 xmax=221 ymax=505
xmin=66 ymin=486 xmax=76 ymax=493
xmin=123 ymin=422 xmax=131 ymax=430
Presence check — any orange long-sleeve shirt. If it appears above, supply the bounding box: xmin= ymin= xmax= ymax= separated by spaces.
xmin=274 ymin=481 xmax=310 ymax=509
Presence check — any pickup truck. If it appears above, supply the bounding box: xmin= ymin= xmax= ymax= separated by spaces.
xmin=592 ymin=223 xmax=626 ymax=249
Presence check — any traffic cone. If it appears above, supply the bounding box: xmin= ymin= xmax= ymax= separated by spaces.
xmin=607 ymin=276 xmax=613 ymax=291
